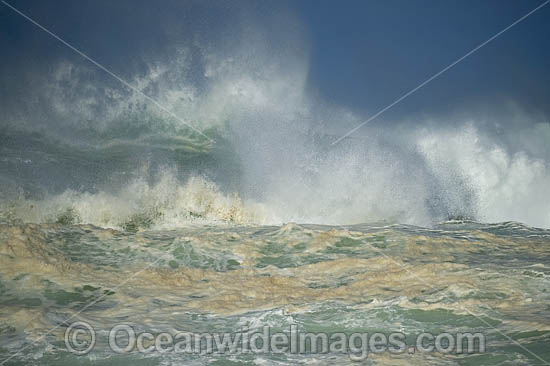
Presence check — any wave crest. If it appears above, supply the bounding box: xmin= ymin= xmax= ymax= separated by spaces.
xmin=1 ymin=174 xmax=269 ymax=230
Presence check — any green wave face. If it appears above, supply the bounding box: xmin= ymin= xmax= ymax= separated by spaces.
xmin=2 ymin=4 xmax=550 ymax=366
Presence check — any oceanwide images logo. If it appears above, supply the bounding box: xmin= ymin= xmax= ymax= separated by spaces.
xmin=65 ymin=322 xmax=486 ymax=361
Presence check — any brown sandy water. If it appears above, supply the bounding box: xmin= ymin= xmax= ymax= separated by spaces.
xmin=0 ymin=221 xmax=549 ymax=365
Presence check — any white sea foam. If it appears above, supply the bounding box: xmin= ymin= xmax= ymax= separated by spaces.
xmin=1 ymin=19 xmax=549 ymax=229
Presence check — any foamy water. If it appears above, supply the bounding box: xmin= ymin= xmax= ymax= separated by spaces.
xmin=1 ymin=13 xmax=550 ymax=366
xmin=1 ymin=221 xmax=549 ymax=365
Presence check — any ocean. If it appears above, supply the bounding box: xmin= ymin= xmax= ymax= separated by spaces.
xmin=1 ymin=220 xmax=549 ymax=365
xmin=1 ymin=14 xmax=550 ymax=364
xmin=1 ymin=123 xmax=550 ymax=365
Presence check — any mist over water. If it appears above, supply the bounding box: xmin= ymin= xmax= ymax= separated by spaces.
xmin=1 ymin=5 xmax=549 ymax=229
xmin=2 ymin=3 xmax=550 ymax=366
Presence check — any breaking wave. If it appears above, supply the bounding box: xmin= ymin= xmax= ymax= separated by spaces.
xmin=1 ymin=174 xmax=270 ymax=230
xmin=1 ymin=18 xmax=549 ymax=229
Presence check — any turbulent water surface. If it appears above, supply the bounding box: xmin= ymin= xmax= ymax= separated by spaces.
xmin=1 ymin=64 xmax=550 ymax=365
xmin=1 ymin=220 xmax=550 ymax=365
xmin=1 ymin=4 xmax=550 ymax=364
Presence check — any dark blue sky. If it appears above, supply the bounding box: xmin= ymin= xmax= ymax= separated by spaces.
xmin=296 ymin=0 xmax=550 ymax=118
xmin=1 ymin=0 xmax=549 ymax=123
